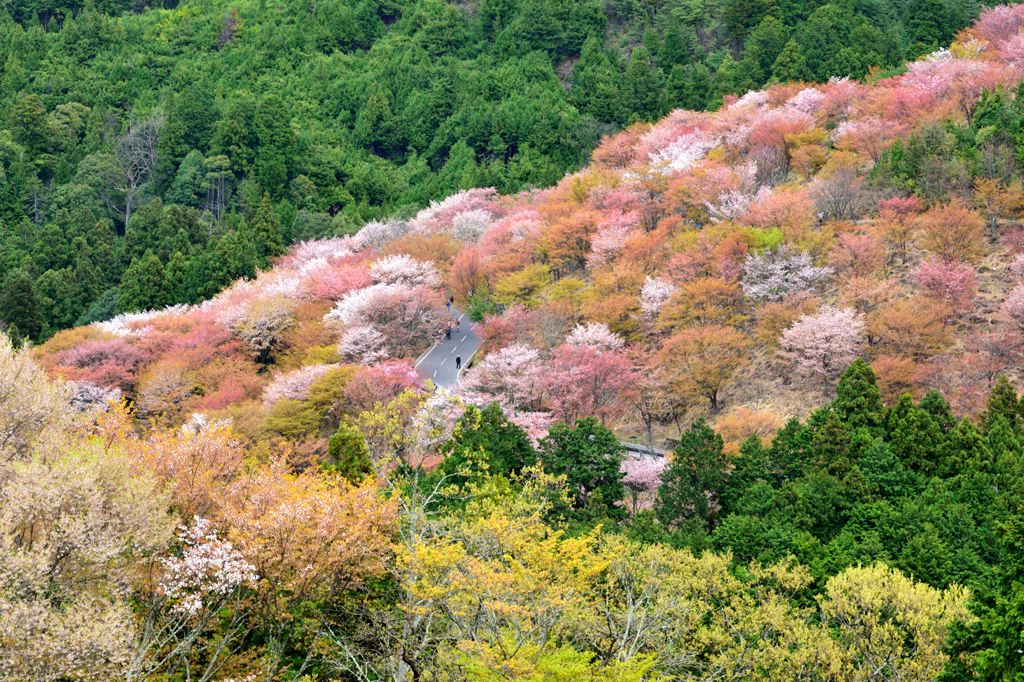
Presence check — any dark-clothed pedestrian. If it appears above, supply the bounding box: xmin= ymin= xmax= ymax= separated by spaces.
xmin=455 ymin=356 xmax=461 ymax=369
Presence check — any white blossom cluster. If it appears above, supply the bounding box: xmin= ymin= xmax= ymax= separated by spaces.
xmin=324 ymin=283 xmax=404 ymax=326
xmin=337 ymin=325 xmax=390 ymax=365
xmin=639 ymin=276 xmax=678 ymax=316
xmin=450 ymin=209 xmax=493 ymax=241
xmin=786 ymin=87 xmax=826 ymax=114
xmin=262 ymin=364 xmax=334 ymax=405
xmin=648 ymin=130 xmax=719 ymax=173
xmin=68 ymin=381 xmax=122 ymax=413
xmin=369 ymin=254 xmax=440 ymax=288
xmin=741 ymin=245 xmax=833 ymax=301
xmin=565 ymin=322 xmax=625 ymax=351
xmin=96 ymin=304 xmax=192 ymax=336
xmin=160 ymin=517 xmax=257 ymax=615
xmin=352 ymin=218 xmax=409 ymax=250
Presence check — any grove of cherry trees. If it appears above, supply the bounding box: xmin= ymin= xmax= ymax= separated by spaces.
xmin=17 ymin=6 xmax=1024 ymax=679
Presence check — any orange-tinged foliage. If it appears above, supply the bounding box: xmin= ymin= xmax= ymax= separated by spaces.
xmin=658 ymin=277 xmax=746 ymax=329
xmin=222 ymin=461 xmax=397 ymax=593
xmin=871 ymin=298 xmax=954 ymax=360
xmin=872 ymin=354 xmax=924 ymax=405
xmin=714 ymin=406 xmax=784 ymax=454
xmin=916 ymin=200 xmax=987 ymax=263
xmin=657 ymin=325 xmax=751 ymax=412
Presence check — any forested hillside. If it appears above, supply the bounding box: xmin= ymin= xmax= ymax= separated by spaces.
xmin=11 ymin=1 xmax=1024 ymax=680
xmin=0 ymin=0 xmax=986 ymax=341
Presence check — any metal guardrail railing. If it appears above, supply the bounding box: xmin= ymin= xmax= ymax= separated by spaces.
xmin=620 ymin=441 xmax=667 ymax=459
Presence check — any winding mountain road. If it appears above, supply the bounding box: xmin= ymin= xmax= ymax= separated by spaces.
xmin=415 ymin=309 xmax=482 ymax=388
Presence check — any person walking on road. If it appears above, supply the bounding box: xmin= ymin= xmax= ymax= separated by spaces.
xmin=455 ymin=355 xmax=462 ymax=370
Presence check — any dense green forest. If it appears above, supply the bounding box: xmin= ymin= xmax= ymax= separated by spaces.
xmin=0 ymin=0 xmax=983 ymax=341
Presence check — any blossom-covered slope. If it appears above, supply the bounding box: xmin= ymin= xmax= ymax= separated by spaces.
xmin=37 ymin=3 xmax=1024 ymax=453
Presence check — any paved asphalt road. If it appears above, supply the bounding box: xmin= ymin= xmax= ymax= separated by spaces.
xmin=415 ymin=308 xmax=482 ymax=388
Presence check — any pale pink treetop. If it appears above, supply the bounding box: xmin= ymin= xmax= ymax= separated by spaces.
xmin=620 ymin=457 xmax=666 ymax=514
xmin=786 ymin=87 xmax=826 ymax=114
xmin=648 ymin=129 xmax=720 ymax=173
xmin=975 ymin=3 xmax=1024 ymax=44
xmin=352 ymin=218 xmax=409 ymax=250
xmin=262 ymin=364 xmax=334 ymax=405
xmin=543 ymin=343 xmax=638 ymax=424
xmin=565 ymin=322 xmax=626 ymax=351
xmin=324 ymin=283 xmax=408 ymax=326
xmin=780 ymin=307 xmax=866 ymax=388
xmin=588 ymin=220 xmax=635 ymax=269
xmin=458 ymin=343 xmax=544 ymax=411
xmin=509 ymin=411 xmax=555 ymax=446
xmin=369 ymin=254 xmax=440 ymax=288
xmin=337 ymin=325 xmax=390 ymax=365
xmin=281 ymin=237 xmax=359 ymax=267
xmin=408 ymin=187 xmax=502 ymax=237
xmin=915 ymin=258 xmax=977 ymax=315
xmin=160 ymin=517 xmax=257 ymax=615
xmin=68 ymin=381 xmax=122 ymax=413
xmin=450 ymin=209 xmax=494 ymax=242
xmin=640 ymin=276 xmax=678 ymax=316
xmin=1001 ymin=283 xmax=1024 ymax=332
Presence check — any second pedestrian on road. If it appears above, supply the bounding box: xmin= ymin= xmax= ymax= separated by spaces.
xmin=455 ymin=355 xmax=461 ymax=369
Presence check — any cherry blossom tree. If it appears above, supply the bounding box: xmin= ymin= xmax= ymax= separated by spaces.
xmin=915 ymin=258 xmax=978 ymax=315
xmin=68 ymin=381 xmax=122 ymax=413
xmin=127 ymin=518 xmax=257 ymax=682
xmin=459 ymin=344 xmax=543 ymax=411
xmin=220 ymin=463 xmax=397 ymax=679
xmin=620 ymin=457 xmax=666 ymax=516
xmin=337 ymin=325 xmax=390 ymax=365
xmin=344 ymin=360 xmax=421 ymax=414
xmin=56 ymin=337 xmax=151 ymax=393
xmin=0 ymin=334 xmax=71 ymax=463
xmin=234 ymin=295 xmax=295 ymax=364
xmin=1 ymin=445 xmax=172 ymax=682
xmin=742 ymin=245 xmax=833 ymax=301
xmin=542 ymin=344 xmax=637 ymax=424
xmin=128 ymin=420 xmax=245 ymax=519
xmin=1001 ymin=283 xmax=1024 ymax=332
xmin=262 ymin=364 xmax=334 ymax=405
xmin=369 ymin=254 xmax=440 ymax=288
xmin=780 ymin=307 xmax=865 ymax=390
xmin=565 ymin=322 xmax=625 ymax=351
xmin=639 ymin=276 xmax=678 ymax=316
xmin=326 ymin=284 xmax=446 ymax=359
xmin=352 ymin=218 xmax=408 ymax=250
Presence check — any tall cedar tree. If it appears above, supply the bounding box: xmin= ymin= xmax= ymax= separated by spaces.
xmin=537 ymin=417 xmax=625 ymax=519
xmin=655 ymin=419 xmax=728 ymax=529
xmin=117 ymin=250 xmax=172 ymax=314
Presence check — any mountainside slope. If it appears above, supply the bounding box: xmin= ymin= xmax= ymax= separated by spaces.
xmin=0 ymin=0 xmax=992 ymax=342
xmin=35 ymin=4 xmax=1024 ymax=446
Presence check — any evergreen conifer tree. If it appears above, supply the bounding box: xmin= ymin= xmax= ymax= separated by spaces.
xmin=660 ymin=17 xmax=688 ymax=69
xmin=117 ymin=250 xmax=172 ymax=314
xmin=537 ymin=418 xmax=625 ymax=519
xmin=655 ymin=419 xmax=728 ymax=529
xmin=984 ymin=376 xmax=1020 ymax=433
xmin=250 ymin=193 xmax=284 ymax=267
xmin=832 ymin=358 xmax=886 ymax=435
xmin=769 ymin=39 xmax=811 ymax=83
xmin=0 ymin=269 xmax=42 ymax=341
